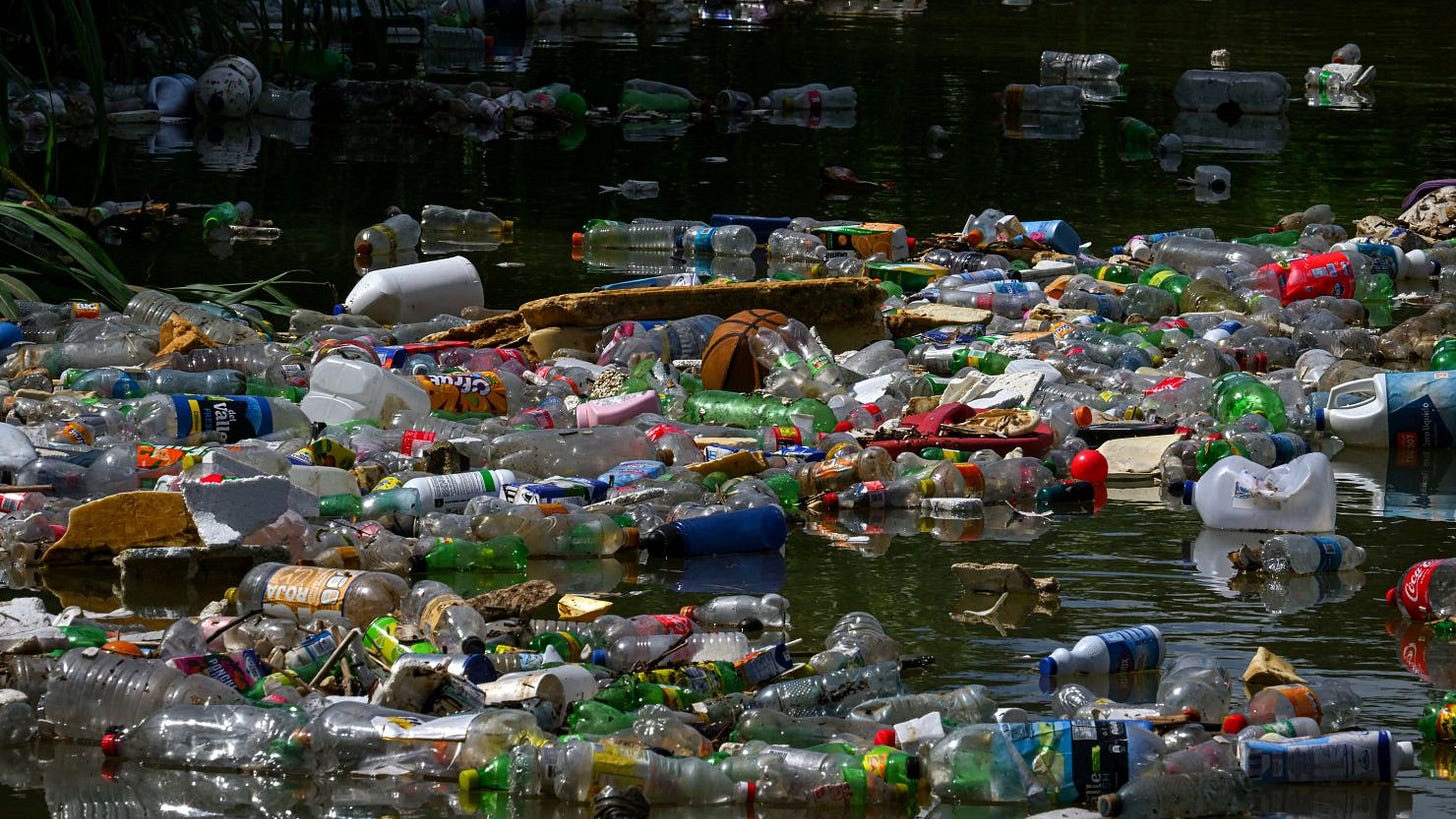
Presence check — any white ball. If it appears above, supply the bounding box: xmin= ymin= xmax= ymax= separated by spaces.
xmin=194 ymin=55 xmax=262 ymax=118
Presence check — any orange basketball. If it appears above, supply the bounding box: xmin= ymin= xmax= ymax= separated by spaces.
xmin=700 ymin=308 xmax=790 ymax=393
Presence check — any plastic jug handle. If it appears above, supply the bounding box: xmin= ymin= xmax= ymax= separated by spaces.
xmin=1325 ymin=377 xmax=1375 ymax=408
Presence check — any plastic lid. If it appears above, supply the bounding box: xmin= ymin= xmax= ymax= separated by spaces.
xmin=1037 ymin=656 xmax=1058 ymax=676
xmin=459 ymin=768 xmax=481 ymax=792
xmin=1222 ymin=713 xmax=1248 ymax=734
xmin=873 ymin=728 xmax=898 ymax=747
xmin=100 ymin=731 xmax=124 ymax=757
xmin=903 ymin=754 xmax=923 ymax=781
xmin=820 ymin=492 xmax=839 ymax=509
xmin=1386 ymin=587 xmax=1398 ymax=607
xmin=1072 ymin=404 xmax=1093 ymax=427
xmin=1398 ymin=740 xmax=1416 ymax=769
xmin=1180 ymin=479 xmax=1195 ymax=505
xmin=622 ymin=526 xmax=640 ymax=550
xmin=1314 ymin=406 xmax=1326 ymax=430
xmin=571 ymin=231 xmax=585 ymax=248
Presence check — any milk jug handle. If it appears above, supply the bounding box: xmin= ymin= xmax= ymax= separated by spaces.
xmin=1264 ymin=460 xmax=1315 ymax=500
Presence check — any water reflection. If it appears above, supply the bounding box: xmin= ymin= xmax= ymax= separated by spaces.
xmin=1038 ymin=669 xmax=1162 ymax=703
xmin=1387 ymin=618 xmax=1456 ymax=688
xmin=1000 ymin=111 xmax=1084 ymax=141
xmin=1306 ymin=86 xmax=1375 ymax=110
xmin=1172 ymin=111 xmax=1289 ymax=154
xmin=1249 ymin=782 xmax=1412 ymax=819
xmin=637 ymin=549 xmax=787 ymax=593
xmin=1334 ymin=448 xmax=1456 ymax=523
xmin=194 ymin=119 xmax=263 ymax=172
xmin=1226 ymin=569 xmax=1366 ymax=615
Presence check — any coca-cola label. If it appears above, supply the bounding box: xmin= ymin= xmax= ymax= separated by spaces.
xmin=1144 ymin=376 xmax=1187 ymax=396
xmin=1398 ymin=559 xmax=1446 ymax=621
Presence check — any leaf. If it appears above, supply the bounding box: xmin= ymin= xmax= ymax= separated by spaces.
xmin=0 ymin=275 xmax=41 ymax=301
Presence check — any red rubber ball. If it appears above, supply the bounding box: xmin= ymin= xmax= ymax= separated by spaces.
xmin=1070 ymin=449 xmax=1109 ymax=483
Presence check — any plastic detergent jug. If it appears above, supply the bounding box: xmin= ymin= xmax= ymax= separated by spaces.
xmin=1316 ymin=372 xmax=1456 ymax=449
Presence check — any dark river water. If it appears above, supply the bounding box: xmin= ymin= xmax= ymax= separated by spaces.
xmin=7 ymin=0 xmax=1456 ymax=816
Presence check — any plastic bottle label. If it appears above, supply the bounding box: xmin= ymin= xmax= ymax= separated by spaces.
xmin=693 ymin=227 xmax=718 ymax=254
xmin=1310 ymin=536 xmax=1345 ymax=573
xmin=1397 ymin=559 xmax=1445 ymax=620
xmin=590 ymin=746 xmax=650 ymax=790
xmin=419 ymin=592 xmax=468 ymax=634
xmin=860 ymin=480 xmax=888 ymax=507
xmin=1147 ymin=270 xmax=1180 ymax=290
xmin=517 ymin=407 xmax=556 ymax=429
xmin=1099 ymin=626 xmax=1162 ymax=673
xmin=416 ymin=471 xmax=501 ymax=509
xmin=1385 ymin=372 xmax=1456 ymax=450
xmin=415 ymin=372 xmax=510 ymax=415
xmin=71 ymin=302 xmax=101 ymax=319
xmin=1272 ymin=685 xmax=1325 ymax=721
xmin=262 ymin=565 xmax=360 ymax=617
xmin=649 ymin=614 xmax=695 ymax=635
xmin=170 ymin=396 xmax=273 ymax=442
xmin=999 ymin=719 xmax=1145 ymax=803
xmin=1241 ymin=731 xmax=1394 ymax=783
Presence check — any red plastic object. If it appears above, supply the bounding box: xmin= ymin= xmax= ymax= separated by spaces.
xmin=898 ymin=402 xmax=977 ymax=436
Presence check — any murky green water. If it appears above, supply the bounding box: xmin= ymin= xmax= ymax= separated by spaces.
xmin=8 ymin=0 xmax=1456 ymax=816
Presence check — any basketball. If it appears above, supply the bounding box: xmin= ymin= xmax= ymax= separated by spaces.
xmin=700 ymin=308 xmax=790 ymax=393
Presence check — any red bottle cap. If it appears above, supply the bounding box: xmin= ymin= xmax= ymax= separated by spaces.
xmin=1222 ymin=713 xmax=1248 ymax=734
xmin=873 ymin=728 xmax=898 ymax=748
xmin=100 ymin=731 xmax=124 ymax=757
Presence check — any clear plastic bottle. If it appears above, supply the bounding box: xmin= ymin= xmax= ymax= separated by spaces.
xmin=124 ymin=289 xmax=258 ymax=346
xmin=766 ymin=228 xmax=828 ymax=262
xmin=847 ymin=684 xmax=997 ymax=727
xmin=979 ymin=457 xmax=1057 ymax=505
xmin=44 ymin=648 xmax=247 ymax=741
xmin=232 ymin=562 xmax=409 ymax=624
xmin=1040 ymin=50 xmax=1126 ymax=81
xmin=354 ymin=212 xmax=422 ymax=256
xmin=730 ymin=708 xmax=886 ymax=747
xmin=1153 ymin=235 xmax=1276 ymax=275
xmin=302 ymin=700 xmax=439 ymax=773
xmin=504 ymin=510 xmax=639 ymax=558
xmin=1243 ymin=679 xmax=1361 ymax=731
xmin=485 ymin=427 xmax=657 ymax=478
xmin=1098 ymin=768 xmax=1253 ymax=817
xmin=750 ymin=660 xmax=902 ymax=718
xmin=126 ymin=393 xmax=313 ymax=444
xmin=590 ymin=632 xmax=750 ymax=672
xmin=401 ymin=579 xmax=491 ymax=654
xmin=62 ymin=366 xmax=247 ymax=397
xmin=810 ymin=612 xmax=901 ymax=673
xmin=680 ymin=593 xmax=790 ymax=630
xmin=573 ymin=220 xmax=703 ymax=253
xmin=1232 ymin=533 xmax=1366 ymax=574
xmin=100 ymin=703 xmax=309 ymax=772
xmin=681 ymin=224 xmax=756 ymax=256
xmin=1156 ymin=654 xmax=1232 ymax=722
xmin=419 ymin=204 xmax=513 ymax=238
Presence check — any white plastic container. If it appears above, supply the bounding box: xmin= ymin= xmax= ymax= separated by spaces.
xmin=147 ymin=74 xmax=196 ymax=117
xmin=1240 ymin=730 xmax=1414 ymax=783
xmin=1316 ymin=371 xmax=1456 ymax=449
xmin=575 ymin=389 xmax=662 ymax=428
xmin=300 ymin=356 xmax=432 ymax=426
xmin=475 ymin=665 xmax=598 ymax=728
xmin=343 ymin=255 xmax=484 ymax=325
xmin=1181 ymin=452 xmax=1336 ymax=532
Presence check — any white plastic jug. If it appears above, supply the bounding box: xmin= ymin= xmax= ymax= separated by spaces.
xmin=1182 ymin=452 xmax=1336 ymax=532
xmin=343 ymin=256 xmax=484 ymax=325
xmin=300 ymin=357 xmax=431 ymax=427
xmin=1316 ymin=372 xmax=1456 ymax=449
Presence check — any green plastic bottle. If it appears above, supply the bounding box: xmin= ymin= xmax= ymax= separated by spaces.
xmin=1209 ymin=372 xmax=1287 ymax=432
xmin=1420 ymin=691 xmax=1456 ymax=741
xmin=1433 ymin=337 xmax=1456 ymax=371
xmin=682 ymin=390 xmax=838 ymax=434
xmin=409 ymin=535 xmax=529 ymax=574
xmin=567 ymin=700 xmax=635 ymax=736
xmin=1139 ymin=265 xmax=1191 ymax=304
xmin=1233 ymin=229 xmax=1301 ymax=247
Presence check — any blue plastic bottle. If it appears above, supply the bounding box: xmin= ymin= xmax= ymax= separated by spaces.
xmin=640 ymin=506 xmax=789 ymax=557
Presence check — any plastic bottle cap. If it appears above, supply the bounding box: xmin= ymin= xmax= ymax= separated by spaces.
xmin=1072 ymin=405 xmax=1093 ymax=427
xmin=738 ymin=616 xmax=765 ymax=639
xmin=100 ymin=731 xmax=124 ymax=757
xmin=459 ymin=768 xmax=480 ymax=792
xmin=1386 ymin=587 xmax=1398 ymax=607
xmin=1037 ymin=656 xmax=1058 ymax=676
xmin=1313 ymin=407 xmax=1326 ymax=430
xmin=623 ymin=526 xmax=640 ymax=550
xmin=834 ymin=420 xmax=854 ymax=433
xmin=1222 ymin=713 xmax=1248 ymax=734
xmin=820 ymin=492 xmax=839 ymax=509
xmin=571 ymin=231 xmax=585 ymax=248
xmin=873 ymin=728 xmax=898 ymax=747
xmin=461 ymin=636 xmax=487 ymax=656
xmin=1100 ymin=793 xmax=1124 ymax=816
xmin=588 ymin=647 xmax=608 ymax=666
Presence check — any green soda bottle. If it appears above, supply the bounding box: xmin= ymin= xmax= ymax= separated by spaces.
xmin=1433 ymin=337 xmax=1456 ymax=371
xmin=1210 ymin=372 xmax=1287 ymax=432
xmin=1420 ymin=691 xmax=1456 ymax=741
xmin=567 ymin=700 xmax=635 ymax=735
xmin=1194 ymin=433 xmax=1248 ymax=474
xmin=953 ymin=347 xmax=1012 ymax=375
xmin=409 ymin=535 xmax=529 ymax=574
xmin=1089 ymin=264 xmax=1142 ymax=285
xmin=1233 ymin=229 xmax=1301 ymax=247
xmin=1139 ymin=265 xmax=1191 ymax=304
xmin=682 ymin=390 xmax=838 ymax=434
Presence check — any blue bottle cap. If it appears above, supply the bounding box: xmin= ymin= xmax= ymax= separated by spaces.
xmin=589 ymin=647 xmax=608 ymax=666
xmin=1037 ymin=656 xmax=1058 ymax=676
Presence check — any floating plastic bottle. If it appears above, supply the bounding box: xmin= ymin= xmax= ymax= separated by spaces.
xmin=1230 ymin=533 xmax=1365 ymax=574
xmin=100 ymin=703 xmax=308 ymax=772
xmin=1243 ymin=679 xmax=1362 ymax=731
xmin=1038 ymin=625 xmax=1164 ymax=676
xmin=1040 ymin=50 xmax=1126 ymax=81
xmin=354 ymin=212 xmax=422 ymax=256
xmin=232 ymin=562 xmax=409 ymax=624
xmin=44 ymin=649 xmax=248 ymax=741
xmin=419 ymin=204 xmax=514 ymax=238
xmin=1097 ymin=768 xmax=1253 ymax=817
